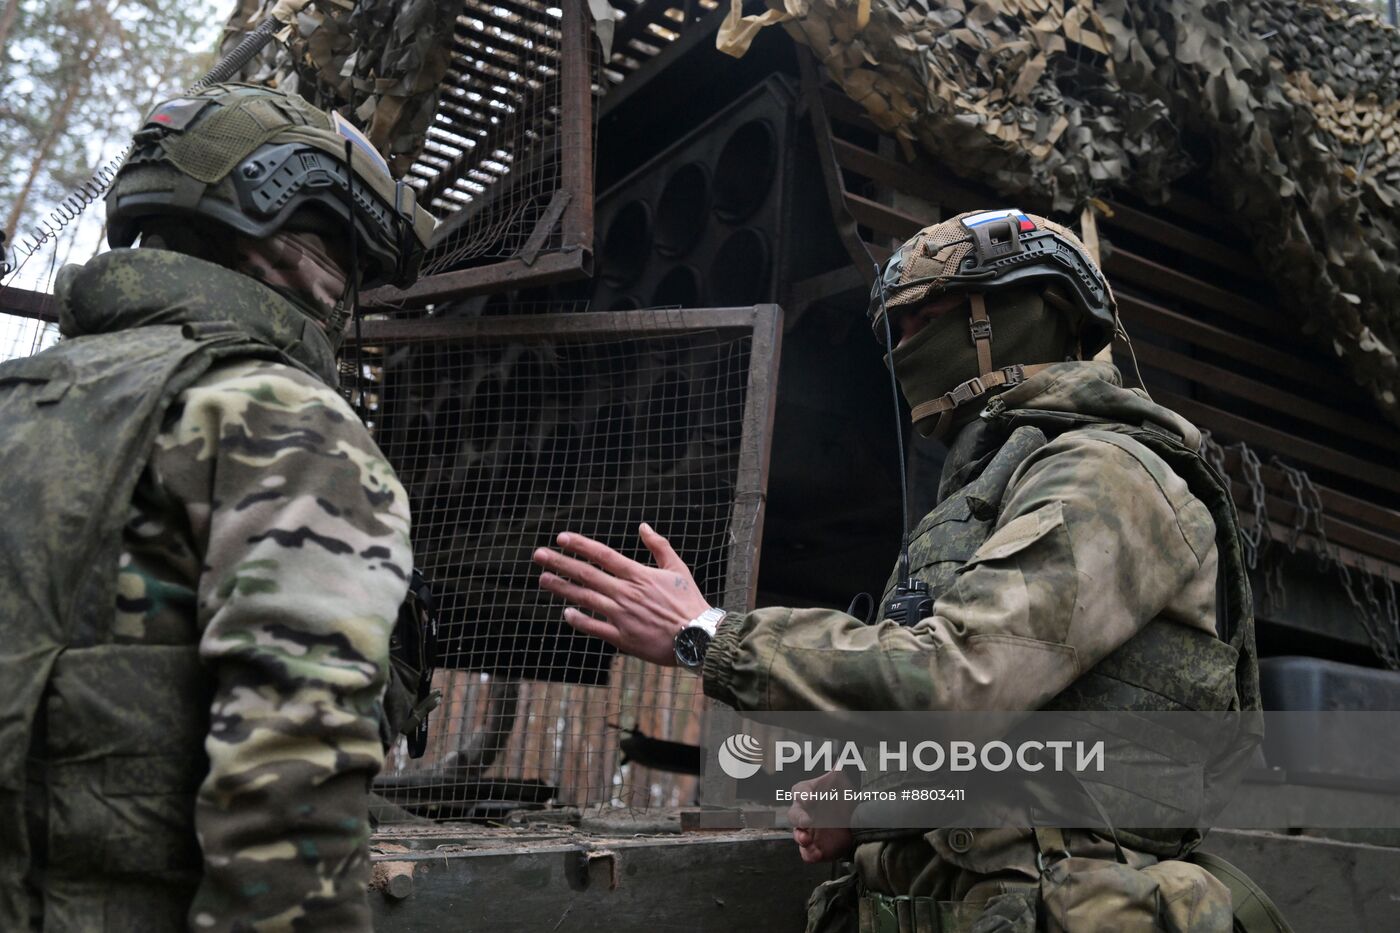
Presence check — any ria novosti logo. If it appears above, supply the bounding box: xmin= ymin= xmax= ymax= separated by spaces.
xmin=717 ymin=733 xmax=764 ymax=779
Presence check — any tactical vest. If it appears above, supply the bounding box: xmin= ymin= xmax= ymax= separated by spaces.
xmin=856 ymin=409 xmax=1262 ymax=858
xmin=0 ymin=256 xmax=341 ymax=930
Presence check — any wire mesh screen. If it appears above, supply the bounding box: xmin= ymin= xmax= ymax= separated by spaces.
xmin=0 ymin=312 xmax=59 ymax=363
xmin=353 ymin=306 xmax=779 ymax=821
xmin=415 ymin=0 xmax=596 ymax=275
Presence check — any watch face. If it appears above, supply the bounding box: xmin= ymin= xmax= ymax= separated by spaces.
xmin=674 ymin=627 xmax=712 ymax=669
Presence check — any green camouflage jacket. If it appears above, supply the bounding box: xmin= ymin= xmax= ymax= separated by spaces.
xmin=0 ymin=249 xmax=411 ymax=932
xmin=702 ymin=361 xmax=1258 ymax=909
xmin=703 ymin=361 xmax=1222 ymax=716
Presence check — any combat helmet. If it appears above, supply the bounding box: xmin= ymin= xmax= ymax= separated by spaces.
xmin=870 ymin=208 xmax=1118 ymax=435
xmin=106 ymin=83 xmax=435 ymax=297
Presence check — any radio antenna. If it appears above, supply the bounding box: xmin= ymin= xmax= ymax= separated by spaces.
xmin=874 ymin=263 xmax=933 ymax=626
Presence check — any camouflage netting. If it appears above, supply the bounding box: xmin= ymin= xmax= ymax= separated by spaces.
xmin=219 ymin=0 xmax=456 ymax=176
xmin=721 ymin=0 xmax=1400 ymax=426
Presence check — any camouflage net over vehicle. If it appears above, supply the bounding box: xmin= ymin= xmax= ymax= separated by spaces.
xmin=219 ymin=0 xmax=457 ymax=177
xmin=721 ymin=0 xmax=1400 ymax=427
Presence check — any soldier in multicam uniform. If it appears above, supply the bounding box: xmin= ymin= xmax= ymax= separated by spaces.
xmin=533 ymin=210 xmax=1272 ymax=932
xmin=0 ymin=84 xmax=434 ymax=930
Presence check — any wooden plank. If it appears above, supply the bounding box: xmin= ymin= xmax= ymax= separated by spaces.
xmin=1230 ymin=481 xmax=1400 ymax=568
xmin=609 ymin=0 xmax=683 ymax=61
xmin=452 ymin=38 xmax=556 ymax=80
xmin=1155 ymin=390 xmax=1400 ymax=496
xmin=844 ymin=191 xmax=924 ymax=241
xmin=443 ymin=62 xmax=535 ymax=109
xmin=820 ymin=84 xmax=875 ymax=129
xmin=460 ymin=2 xmax=561 ymax=43
xmin=368 ymin=828 xmax=829 ymax=931
xmin=1100 ymin=200 xmax=1259 ymax=278
xmin=1106 ymin=249 xmax=1285 ymax=337
xmin=1219 ymin=450 xmax=1400 ymax=539
xmin=830 ymin=138 xmax=979 ymax=213
xmin=1128 ymin=341 xmax=1400 ymax=453
xmin=1117 ymin=294 xmax=1344 ymax=395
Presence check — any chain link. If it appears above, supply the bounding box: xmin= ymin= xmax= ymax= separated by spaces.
xmin=1264 ymin=455 xmax=1400 ymax=668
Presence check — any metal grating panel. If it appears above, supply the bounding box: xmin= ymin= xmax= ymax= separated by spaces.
xmin=350 ymin=305 xmax=780 ymax=820
xmin=403 ymin=2 xmax=721 ymax=273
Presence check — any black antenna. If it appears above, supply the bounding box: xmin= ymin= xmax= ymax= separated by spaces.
xmin=342 ymin=139 xmax=365 ymax=422
xmin=877 ymin=263 xmax=913 ymax=583
xmin=875 ymin=262 xmax=933 ymax=626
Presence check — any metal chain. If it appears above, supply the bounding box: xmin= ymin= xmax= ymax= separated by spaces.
xmin=1266 ymin=455 xmax=1400 ymax=669
xmin=1234 ymin=441 xmax=1268 ymax=571
xmin=1207 ymin=437 xmax=1400 ymax=668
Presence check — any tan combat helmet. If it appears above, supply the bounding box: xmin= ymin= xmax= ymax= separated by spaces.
xmin=106 ymin=83 xmax=436 ymax=297
xmin=869 ymin=208 xmax=1118 ymax=434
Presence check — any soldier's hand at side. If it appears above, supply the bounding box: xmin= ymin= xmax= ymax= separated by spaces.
xmin=789 ymin=770 xmax=857 ymax=864
xmin=533 ymin=523 xmax=711 ymax=667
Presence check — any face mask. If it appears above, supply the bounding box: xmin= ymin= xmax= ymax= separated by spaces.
xmin=233 ymin=230 xmax=351 ymax=345
xmin=886 ymin=286 xmax=1074 ymax=435
xmin=888 ymin=307 xmax=983 ymax=421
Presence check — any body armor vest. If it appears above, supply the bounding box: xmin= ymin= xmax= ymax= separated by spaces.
xmin=857 ymin=411 xmax=1261 ymax=858
xmin=0 ymin=250 xmax=338 ymax=930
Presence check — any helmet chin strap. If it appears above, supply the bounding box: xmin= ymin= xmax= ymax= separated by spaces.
xmin=909 ymin=292 xmax=1050 ymax=436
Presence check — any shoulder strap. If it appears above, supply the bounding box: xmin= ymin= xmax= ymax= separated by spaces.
xmin=1187 ymin=851 xmax=1295 ymax=933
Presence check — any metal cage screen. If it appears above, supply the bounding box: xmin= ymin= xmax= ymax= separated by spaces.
xmin=348 ymin=305 xmax=779 ymax=821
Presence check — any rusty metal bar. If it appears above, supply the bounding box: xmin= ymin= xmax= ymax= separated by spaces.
xmin=350 ymin=305 xmax=764 ymax=343
xmin=519 ymin=188 xmax=572 ymax=265
xmin=722 ymin=303 xmax=783 ymax=612
xmin=361 ymin=248 xmax=589 ymax=309
xmin=558 ymin=0 xmax=594 ymax=253
xmin=0 ymin=286 xmax=57 ymax=321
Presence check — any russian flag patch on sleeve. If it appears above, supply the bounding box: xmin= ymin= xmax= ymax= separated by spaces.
xmin=962 ymin=209 xmax=1036 ymax=233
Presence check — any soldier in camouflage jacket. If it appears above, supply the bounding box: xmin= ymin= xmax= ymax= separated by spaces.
xmin=534 ymin=211 xmax=1261 ymax=932
xmin=0 ymin=85 xmax=433 ymax=931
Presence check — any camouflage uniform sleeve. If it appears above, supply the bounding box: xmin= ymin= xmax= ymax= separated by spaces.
xmin=150 ymin=358 xmax=411 ymax=932
xmin=703 ymin=430 xmax=1217 ymax=712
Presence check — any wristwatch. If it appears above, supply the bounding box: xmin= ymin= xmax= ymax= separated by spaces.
xmin=674 ymin=607 xmax=726 ymax=670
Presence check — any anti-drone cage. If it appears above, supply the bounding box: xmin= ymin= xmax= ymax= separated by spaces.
xmin=344 ymin=305 xmax=781 ymax=821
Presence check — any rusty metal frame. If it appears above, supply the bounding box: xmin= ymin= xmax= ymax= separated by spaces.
xmin=347 ymin=304 xmax=783 ymax=615
xmin=349 ymin=305 xmax=782 ymax=817
xmin=364 ymin=0 xmax=596 ymax=310
xmin=0 ymin=286 xmax=58 ymax=321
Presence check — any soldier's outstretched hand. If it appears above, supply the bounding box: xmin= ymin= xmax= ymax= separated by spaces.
xmin=534 ymin=523 xmax=712 ymax=667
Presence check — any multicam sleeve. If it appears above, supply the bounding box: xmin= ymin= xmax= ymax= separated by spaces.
xmin=150 ymin=358 xmax=412 ymax=932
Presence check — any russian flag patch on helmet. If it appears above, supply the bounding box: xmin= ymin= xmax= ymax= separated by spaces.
xmin=962 ymin=209 xmax=1036 ymax=233
xmin=332 ymin=110 xmax=391 ymax=179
